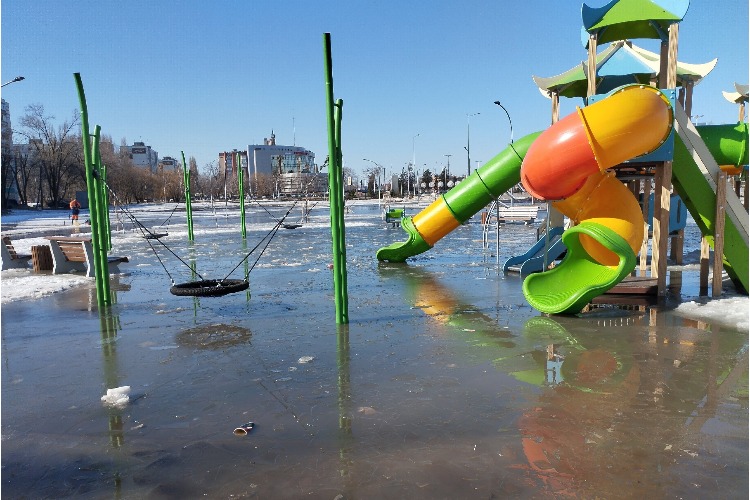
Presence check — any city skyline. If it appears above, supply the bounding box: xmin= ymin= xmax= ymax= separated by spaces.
xmin=2 ymin=1 xmax=747 ymax=180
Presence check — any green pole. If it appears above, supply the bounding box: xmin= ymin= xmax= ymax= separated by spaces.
xmin=101 ymin=163 xmax=112 ymax=251
xmin=323 ymin=32 xmax=349 ymax=324
xmin=181 ymin=151 xmax=194 ymax=241
xmin=334 ymin=99 xmax=349 ymax=317
xmin=74 ymin=73 xmax=109 ymax=308
xmin=237 ymin=152 xmax=246 ymax=239
xmin=89 ymin=125 xmax=112 ymax=305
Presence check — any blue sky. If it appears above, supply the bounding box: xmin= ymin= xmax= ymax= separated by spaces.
xmin=2 ymin=1 xmax=747 ymax=181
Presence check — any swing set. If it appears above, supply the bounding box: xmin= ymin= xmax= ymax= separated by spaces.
xmin=106 ymin=177 xmax=297 ymax=297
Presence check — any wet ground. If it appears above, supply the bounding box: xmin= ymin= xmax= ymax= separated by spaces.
xmin=2 ymin=202 xmax=748 ymax=498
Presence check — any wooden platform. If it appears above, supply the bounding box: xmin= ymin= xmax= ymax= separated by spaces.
xmin=605 ymin=276 xmax=658 ymax=295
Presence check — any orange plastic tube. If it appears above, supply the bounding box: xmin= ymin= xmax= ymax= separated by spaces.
xmin=521 ymin=85 xmax=673 ymax=200
xmin=520 ymin=85 xmax=673 ymax=265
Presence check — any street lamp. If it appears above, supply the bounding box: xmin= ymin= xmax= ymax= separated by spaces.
xmin=411 ymin=133 xmax=419 ymax=198
xmin=363 ymin=158 xmax=383 ymax=203
xmin=444 ymin=154 xmax=452 ymax=193
xmin=466 ymin=112 xmax=480 ymax=176
xmin=1 ymin=76 xmax=25 ymax=87
xmin=493 ymin=101 xmax=514 ymax=144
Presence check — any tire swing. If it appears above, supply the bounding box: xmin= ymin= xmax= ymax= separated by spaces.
xmin=106 ymin=180 xmax=296 ymax=299
xmin=164 ymin=204 xmax=296 ymax=298
xmin=170 ymin=279 xmax=249 ymax=297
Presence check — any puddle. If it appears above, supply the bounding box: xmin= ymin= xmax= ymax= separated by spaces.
xmin=1 ymin=202 xmax=747 ymax=498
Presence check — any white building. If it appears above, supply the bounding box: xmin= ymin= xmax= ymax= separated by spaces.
xmin=219 ymin=132 xmax=320 ymax=196
xmin=158 ymin=156 xmax=180 ymax=172
xmin=122 ymin=141 xmax=159 ymax=172
xmin=247 ymin=132 xmax=316 ymax=177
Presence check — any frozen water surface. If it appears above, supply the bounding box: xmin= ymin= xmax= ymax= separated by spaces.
xmin=1 ymin=201 xmax=748 ymax=498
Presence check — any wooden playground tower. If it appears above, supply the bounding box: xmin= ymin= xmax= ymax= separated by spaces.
xmin=536 ymin=0 xmax=748 ymax=298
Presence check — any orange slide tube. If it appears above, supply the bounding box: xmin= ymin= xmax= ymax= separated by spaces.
xmin=521 ymin=85 xmax=673 ymax=265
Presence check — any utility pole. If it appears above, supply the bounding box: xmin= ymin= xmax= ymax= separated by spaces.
xmin=444 ymin=154 xmax=452 ymax=192
xmin=466 ymin=112 xmax=480 ymax=177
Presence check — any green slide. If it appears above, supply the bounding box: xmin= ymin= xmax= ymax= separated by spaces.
xmin=672 ymin=112 xmax=749 ymax=293
xmin=522 ymin=222 xmax=637 ymax=314
xmin=376 ymin=132 xmax=541 ymax=262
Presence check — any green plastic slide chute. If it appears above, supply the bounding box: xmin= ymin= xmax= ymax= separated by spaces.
xmin=522 ymin=222 xmax=637 ymax=315
xmin=376 ymin=131 xmax=542 ymax=262
xmin=672 ymin=121 xmax=749 ymax=293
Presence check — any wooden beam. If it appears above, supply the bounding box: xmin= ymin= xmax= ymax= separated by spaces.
xmin=658 ymin=40 xmax=668 ymax=88
xmin=651 ymin=162 xmax=672 ymax=295
xmin=670 ymin=228 xmax=684 ymax=264
xmin=700 ymin=236 xmax=709 ymax=294
xmin=712 ymin=170 xmax=727 ymax=297
xmin=640 ymin=179 xmax=651 ymax=271
xmin=684 ymin=81 xmax=694 ymax=118
xmin=666 ymin=23 xmax=679 ymax=89
xmin=551 ymin=91 xmax=559 ymax=125
xmin=587 ymin=34 xmax=597 ymax=98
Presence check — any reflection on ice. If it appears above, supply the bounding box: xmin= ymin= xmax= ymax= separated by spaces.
xmin=1 ymin=201 xmax=747 ymax=498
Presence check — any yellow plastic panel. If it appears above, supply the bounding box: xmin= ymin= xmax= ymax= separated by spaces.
xmin=412 ymin=198 xmax=461 ymax=246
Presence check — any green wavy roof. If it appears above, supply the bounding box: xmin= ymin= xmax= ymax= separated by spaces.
xmin=581 ymin=0 xmax=689 ymax=47
xmin=533 ymin=40 xmax=714 ymax=98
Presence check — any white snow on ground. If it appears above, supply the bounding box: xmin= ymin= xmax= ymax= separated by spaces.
xmin=1 ymin=269 xmax=91 ymax=304
xmin=674 ymin=296 xmax=750 ymax=333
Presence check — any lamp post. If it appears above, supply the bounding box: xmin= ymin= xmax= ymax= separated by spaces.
xmin=493 ymin=101 xmax=514 ymax=144
xmin=411 ymin=133 xmax=419 ymax=198
xmin=1 ymin=76 xmax=25 ymax=87
xmin=466 ymin=112 xmax=480 ymax=176
xmin=444 ymin=154 xmax=451 ymax=193
xmin=363 ymin=158 xmax=383 ymax=204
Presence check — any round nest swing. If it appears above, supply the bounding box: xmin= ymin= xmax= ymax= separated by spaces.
xmin=170 ymin=279 xmax=249 ymax=297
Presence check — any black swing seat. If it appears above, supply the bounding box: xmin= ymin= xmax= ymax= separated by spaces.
xmin=144 ymin=232 xmax=168 ymax=239
xmin=170 ymin=279 xmax=249 ymax=297
xmin=283 ymin=224 xmax=302 ymax=230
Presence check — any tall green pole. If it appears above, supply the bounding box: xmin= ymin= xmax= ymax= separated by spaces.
xmin=101 ymin=163 xmax=112 ymax=251
xmin=181 ymin=151 xmax=194 ymax=241
xmin=91 ymin=127 xmax=109 ymax=306
xmin=323 ymin=33 xmax=349 ymax=324
xmin=237 ymin=152 xmax=246 ymax=239
xmin=74 ymin=73 xmax=110 ymax=307
xmin=334 ymin=99 xmax=349 ymax=317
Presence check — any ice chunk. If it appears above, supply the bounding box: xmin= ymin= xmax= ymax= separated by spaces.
xmin=101 ymin=386 xmax=131 ymax=407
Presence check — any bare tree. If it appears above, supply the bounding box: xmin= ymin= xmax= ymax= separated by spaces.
xmin=18 ymin=104 xmax=83 ymax=208
xmin=12 ymin=146 xmax=34 ymax=206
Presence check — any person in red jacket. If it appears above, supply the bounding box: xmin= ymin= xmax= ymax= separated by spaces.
xmin=70 ymin=197 xmax=81 ymax=223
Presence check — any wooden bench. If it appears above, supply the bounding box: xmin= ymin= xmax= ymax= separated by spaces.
xmin=497 ymin=206 xmax=539 ymax=224
xmin=1 ymin=236 xmax=32 ymax=270
xmin=45 ymin=236 xmax=128 ymax=277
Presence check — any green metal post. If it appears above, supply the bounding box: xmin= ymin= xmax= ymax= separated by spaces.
xmin=334 ymin=99 xmax=349 ymax=316
xmin=101 ymin=163 xmax=112 ymax=251
xmin=237 ymin=152 xmax=246 ymax=239
xmin=181 ymin=151 xmax=194 ymax=241
xmin=92 ymin=127 xmax=112 ymax=303
xmin=74 ymin=72 xmax=109 ymax=307
xmin=323 ymin=33 xmax=349 ymax=324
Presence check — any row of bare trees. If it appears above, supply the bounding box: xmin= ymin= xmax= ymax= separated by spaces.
xmin=1 ymin=103 xmax=343 ymax=211
xmin=1 ymin=104 xmax=222 ymax=210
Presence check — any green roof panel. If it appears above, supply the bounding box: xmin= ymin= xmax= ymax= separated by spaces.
xmin=581 ymin=0 xmax=689 ymax=45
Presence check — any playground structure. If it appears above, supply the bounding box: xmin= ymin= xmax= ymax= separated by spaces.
xmin=377 ymin=0 xmax=748 ymax=315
